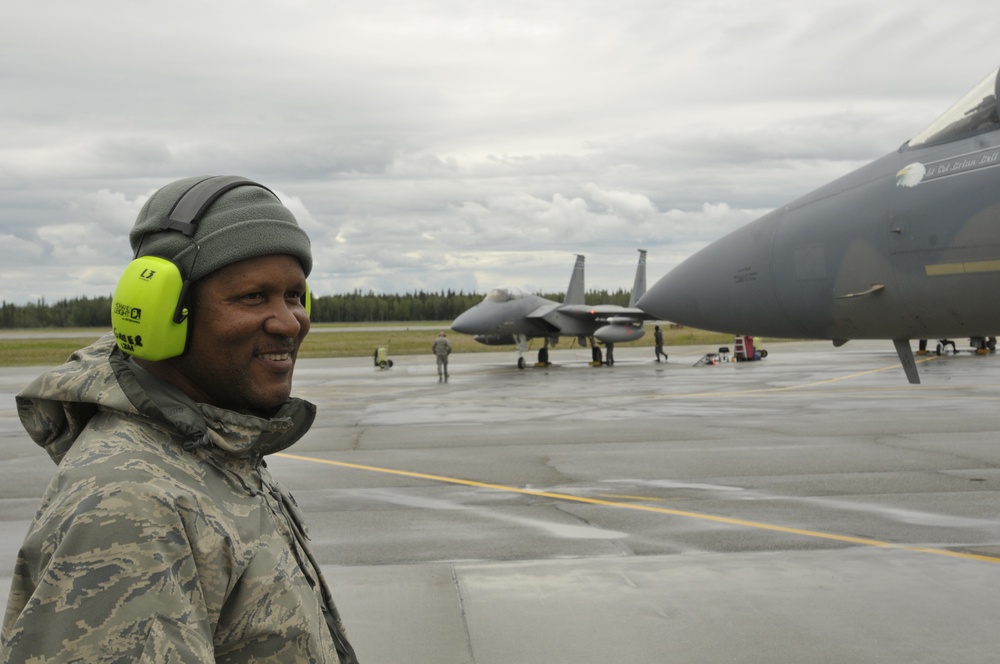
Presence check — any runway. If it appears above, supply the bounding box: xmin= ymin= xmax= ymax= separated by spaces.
xmin=2 ymin=340 xmax=1000 ymax=662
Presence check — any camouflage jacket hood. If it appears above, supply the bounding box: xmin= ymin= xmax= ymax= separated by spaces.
xmin=15 ymin=333 xmax=316 ymax=465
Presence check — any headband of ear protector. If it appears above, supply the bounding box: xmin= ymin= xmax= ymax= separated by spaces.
xmin=111 ymin=176 xmax=311 ymax=361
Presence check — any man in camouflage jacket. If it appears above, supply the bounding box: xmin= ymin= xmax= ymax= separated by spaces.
xmin=1 ymin=176 xmax=358 ymax=663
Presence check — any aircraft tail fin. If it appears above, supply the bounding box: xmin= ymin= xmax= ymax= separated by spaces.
xmin=565 ymin=254 xmax=585 ymax=305
xmin=628 ymin=249 xmax=647 ymax=308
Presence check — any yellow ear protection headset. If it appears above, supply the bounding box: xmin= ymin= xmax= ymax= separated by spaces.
xmin=111 ymin=176 xmax=311 ymax=361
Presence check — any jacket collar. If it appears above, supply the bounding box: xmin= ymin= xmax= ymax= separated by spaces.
xmin=17 ymin=333 xmax=315 ymax=464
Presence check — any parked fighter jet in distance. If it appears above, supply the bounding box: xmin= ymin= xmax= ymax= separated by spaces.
xmin=452 ymin=250 xmax=653 ymax=368
xmin=637 ymin=64 xmax=1000 ymax=384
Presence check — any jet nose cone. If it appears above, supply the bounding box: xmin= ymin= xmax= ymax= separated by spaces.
xmin=450 ymin=309 xmax=478 ymax=334
xmin=637 ymin=261 xmax=710 ymax=327
xmin=638 ymin=221 xmax=779 ymax=334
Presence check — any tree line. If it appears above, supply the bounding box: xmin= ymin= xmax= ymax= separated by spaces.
xmin=1 ymin=289 xmax=634 ymax=329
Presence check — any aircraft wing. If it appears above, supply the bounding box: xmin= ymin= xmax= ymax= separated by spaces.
xmin=552 ymin=304 xmax=651 ymax=344
xmin=556 ymin=304 xmax=650 ymax=322
xmin=525 ymin=303 xmax=561 ymax=320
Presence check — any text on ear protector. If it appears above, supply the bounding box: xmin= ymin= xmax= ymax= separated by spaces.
xmin=113 ymin=328 xmax=145 ymax=352
xmin=113 ymin=302 xmax=142 ymax=321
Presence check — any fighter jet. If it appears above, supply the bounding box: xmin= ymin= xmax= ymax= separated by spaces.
xmin=638 ymin=64 xmax=1000 ymax=384
xmin=452 ymin=250 xmax=652 ymax=368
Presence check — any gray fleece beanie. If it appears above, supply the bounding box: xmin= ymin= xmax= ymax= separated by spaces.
xmin=129 ymin=175 xmax=312 ymax=281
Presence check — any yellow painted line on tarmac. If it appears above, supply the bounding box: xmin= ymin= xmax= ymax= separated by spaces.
xmin=275 ymin=452 xmax=1000 ymax=565
xmin=599 ymin=493 xmax=669 ymax=502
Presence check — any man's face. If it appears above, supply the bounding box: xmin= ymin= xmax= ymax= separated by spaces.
xmin=166 ymin=254 xmax=310 ymax=414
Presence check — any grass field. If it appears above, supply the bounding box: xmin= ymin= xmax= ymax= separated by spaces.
xmin=0 ymin=322 xmax=746 ymax=368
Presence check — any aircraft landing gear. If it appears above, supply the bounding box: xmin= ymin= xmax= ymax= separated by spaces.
xmin=973 ymin=336 xmax=997 ymax=354
xmin=537 ymin=347 xmax=550 ymax=366
xmin=935 ymin=339 xmax=957 ymax=355
xmin=515 ymin=333 xmax=529 ymax=369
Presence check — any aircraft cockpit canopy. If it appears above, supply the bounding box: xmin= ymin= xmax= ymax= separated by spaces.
xmin=485 ymin=287 xmax=528 ymax=303
xmin=908 ymin=66 xmax=1000 ymax=148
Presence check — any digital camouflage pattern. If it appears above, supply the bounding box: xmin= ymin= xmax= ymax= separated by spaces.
xmin=2 ymin=334 xmax=357 ymax=663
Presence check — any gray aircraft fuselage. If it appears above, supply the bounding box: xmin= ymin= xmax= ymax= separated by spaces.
xmin=638 ymin=65 xmax=1000 ymax=379
xmin=452 ymin=252 xmax=650 ymax=353
xmin=451 ymin=292 xmax=645 ymax=343
xmin=452 ymin=290 xmax=564 ymax=341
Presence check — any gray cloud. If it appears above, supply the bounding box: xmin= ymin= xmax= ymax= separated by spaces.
xmin=0 ymin=0 xmax=994 ymax=303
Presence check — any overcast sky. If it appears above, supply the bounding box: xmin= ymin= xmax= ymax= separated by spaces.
xmin=1 ymin=0 xmax=996 ymax=305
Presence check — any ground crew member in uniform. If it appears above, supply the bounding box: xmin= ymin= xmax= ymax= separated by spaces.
xmin=1 ymin=176 xmax=358 ymax=663
xmin=654 ymin=325 xmax=667 ymax=362
xmin=433 ymin=331 xmax=452 ymax=381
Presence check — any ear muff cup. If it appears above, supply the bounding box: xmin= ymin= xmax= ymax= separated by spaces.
xmin=111 ymin=255 xmax=189 ymax=361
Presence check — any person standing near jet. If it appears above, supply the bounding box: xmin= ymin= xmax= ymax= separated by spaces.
xmin=654 ymin=325 xmax=667 ymax=362
xmin=433 ymin=331 xmax=453 ymax=380
xmin=0 ymin=176 xmax=358 ymax=663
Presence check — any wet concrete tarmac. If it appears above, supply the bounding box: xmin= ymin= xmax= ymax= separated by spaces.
xmin=2 ymin=340 xmax=1000 ymax=662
